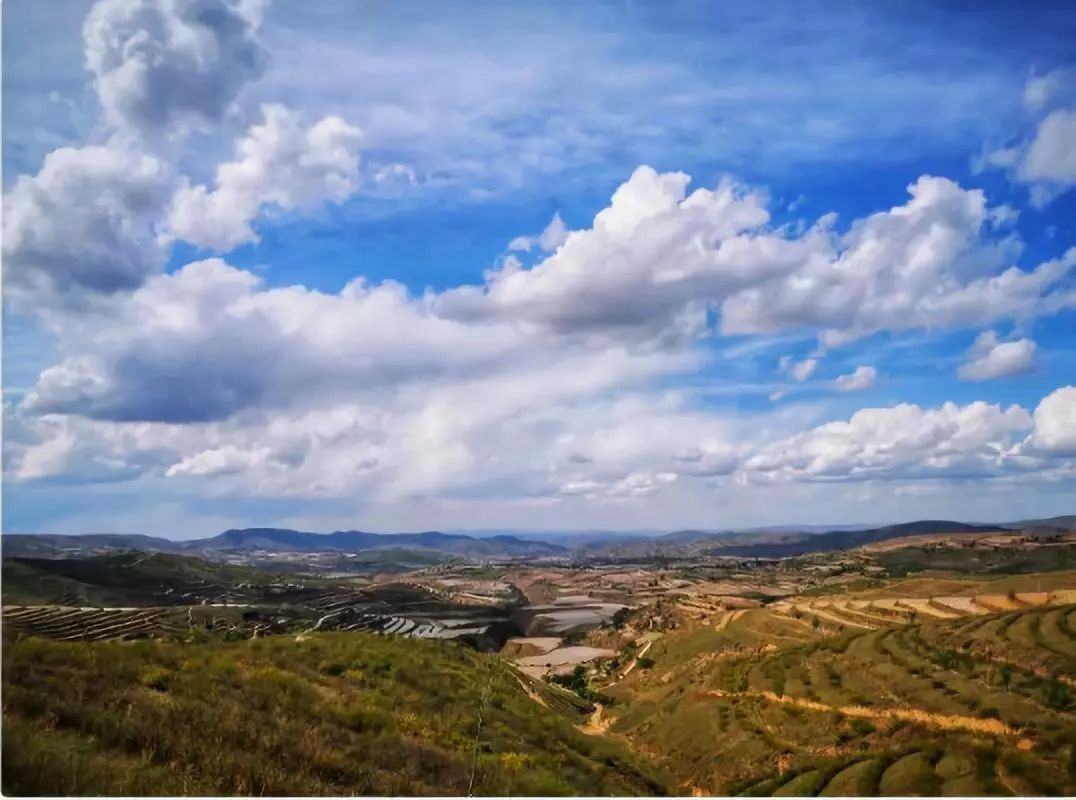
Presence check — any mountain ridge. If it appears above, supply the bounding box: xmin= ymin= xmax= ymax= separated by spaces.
xmin=4 ymin=515 xmax=1072 ymax=562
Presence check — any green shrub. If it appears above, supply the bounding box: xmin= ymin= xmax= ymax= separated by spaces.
xmin=850 ymin=718 xmax=876 ymax=736
xmin=137 ymin=665 xmax=172 ymax=691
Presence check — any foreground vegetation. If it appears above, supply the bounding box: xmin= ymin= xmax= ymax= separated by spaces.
xmin=2 ymin=632 xmax=665 ymax=796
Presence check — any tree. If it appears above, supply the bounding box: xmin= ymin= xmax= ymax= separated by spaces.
xmin=998 ymin=664 xmax=1013 ymax=689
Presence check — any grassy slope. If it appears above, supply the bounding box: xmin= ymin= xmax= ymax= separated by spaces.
xmin=2 ymin=632 xmax=665 ymax=797
xmin=604 ymin=603 xmax=1076 ymax=795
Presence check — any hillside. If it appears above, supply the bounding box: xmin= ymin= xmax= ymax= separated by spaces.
xmin=597 ymin=586 xmax=1076 ymax=795
xmin=1 ymin=632 xmax=666 ymax=796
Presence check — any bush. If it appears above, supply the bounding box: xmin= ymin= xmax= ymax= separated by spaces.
xmin=850 ymin=718 xmax=876 ymax=736
xmin=137 ymin=666 xmax=171 ymax=691
xmin=1043 ymin=677 xmax=1071 ymax=710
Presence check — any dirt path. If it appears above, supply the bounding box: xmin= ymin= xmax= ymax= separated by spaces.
xmin=579 ymin=701 xmax=612 ymax=736
xmin=704 ymin=689 xmax=1028 ymax=742
xmin=514 ymin=676 xmax=550 ymax=709
xmin=601 ymin=638 xmax=658 ymax=690
xmin=621 ymin=639 xmax=654 ymax=678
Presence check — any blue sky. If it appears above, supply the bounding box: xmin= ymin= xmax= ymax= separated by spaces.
xmin=3 ymin=0 xmax=1075 ymax=537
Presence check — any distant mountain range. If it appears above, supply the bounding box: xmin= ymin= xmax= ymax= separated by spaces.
xmin=1 ymin=528 xmax=567 ymax=560
xmin=568 ymin=517 xmax=1076 ymax=560
xmin=3 ymin=516 xmax=1072 ymax=562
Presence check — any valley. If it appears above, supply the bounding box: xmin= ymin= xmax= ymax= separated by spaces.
xmin=4 ymin=516 xmax=1076 ymax=795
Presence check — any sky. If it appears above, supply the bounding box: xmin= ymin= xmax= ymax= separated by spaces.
xmin=2 ymin=0 xmax=1075 ymax=538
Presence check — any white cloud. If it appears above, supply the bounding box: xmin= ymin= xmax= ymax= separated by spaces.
xmin=22 ymin=258 xmax=545 ymax=422
xmin=2 ymin=144 xmax=172 ymax=306
xmin=834 ymin=366 xmax=877 ymax=392
xmin=559 ymin=471 xmax=678 ymax=500
xmin=1019 ymin=110 xmax=1076 ymax=203
xmin=1024 ymin=71 xmax=1069 ymax=112
xmin=83 ymin=0 xmax=268 ymax=137
xmin=984 ymin=70 xmax=1076 ymax=206
xmin=1028 ymin=386 xmax=1076 ymax=456
xmin=721 ymin=175 xmax=1068 ymax=343
xmin=12 ymin=375 xmax=1074 ymax=506
xmin=779 ymin=356 xmax=819 ymax=383
xmin=743 ymin=400 xmax=1033 ymax=483
xmin=167 ymin=104 xmax=362 ymax=250
xmin=438 ymin=165 xmax=822 ymax=341
xmin=372 ymin=162 xmax=417 ymax=187
xmin=508 ymin=212 xmax=569 ymax=253
xmin=438 ymin=168 xmax=1074 ymax=347
xmin=958 ymin=331 xmax=1036 ymax=381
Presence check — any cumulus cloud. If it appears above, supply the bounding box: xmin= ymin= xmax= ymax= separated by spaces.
xmin=9 ymin=347 xmax=708 ymax=501
xmin=438 ymin=167 xmax=1074 ymax=346
xmin=1028 ymin=385 xmax=1076 ymax=456
xmin=2 ymin=0 xmax=280 ymax=307
xmin=743 ymin=400 xmax=1032 ymax=483
xmin=438 ymin=166 xmax=818 ymax=341
xmin=4 ymin=410 xmax=171 ymax=484
xmin=22 ymin=258 xmax=542 ymax=422
xmin=983 ymin=69 xmax=1076 ymax=206
xmin=2 ymin=145 xmax=172 ymax=306
xmin=83 ymin=0 xmax=268 ymax=137
xmin=167 ymin=104 xmax=362 ymax=250
xmin=834 ymin=366 xmax=877 ymax=392
xmin=958 ymin=331 xmax=1036 ymax=381
xmin=721 ymin=175 xmax=1070 ymax=344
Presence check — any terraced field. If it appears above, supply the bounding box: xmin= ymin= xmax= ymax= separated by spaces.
xmin=2 ymin=606 xmax=178 ymax=641
xmin=774 ymin=589 xmax=1076 ymax=632
xmin=2 ymin=579 xmax=523 ymax=648
xmin=604 ymin=601 xmax=1076 ymax=795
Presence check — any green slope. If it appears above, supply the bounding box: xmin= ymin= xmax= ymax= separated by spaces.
xmin=2 ymin=632 xmax=666 ymax=796
xmin=604 ymin=605 xmax=1076 ymax=795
